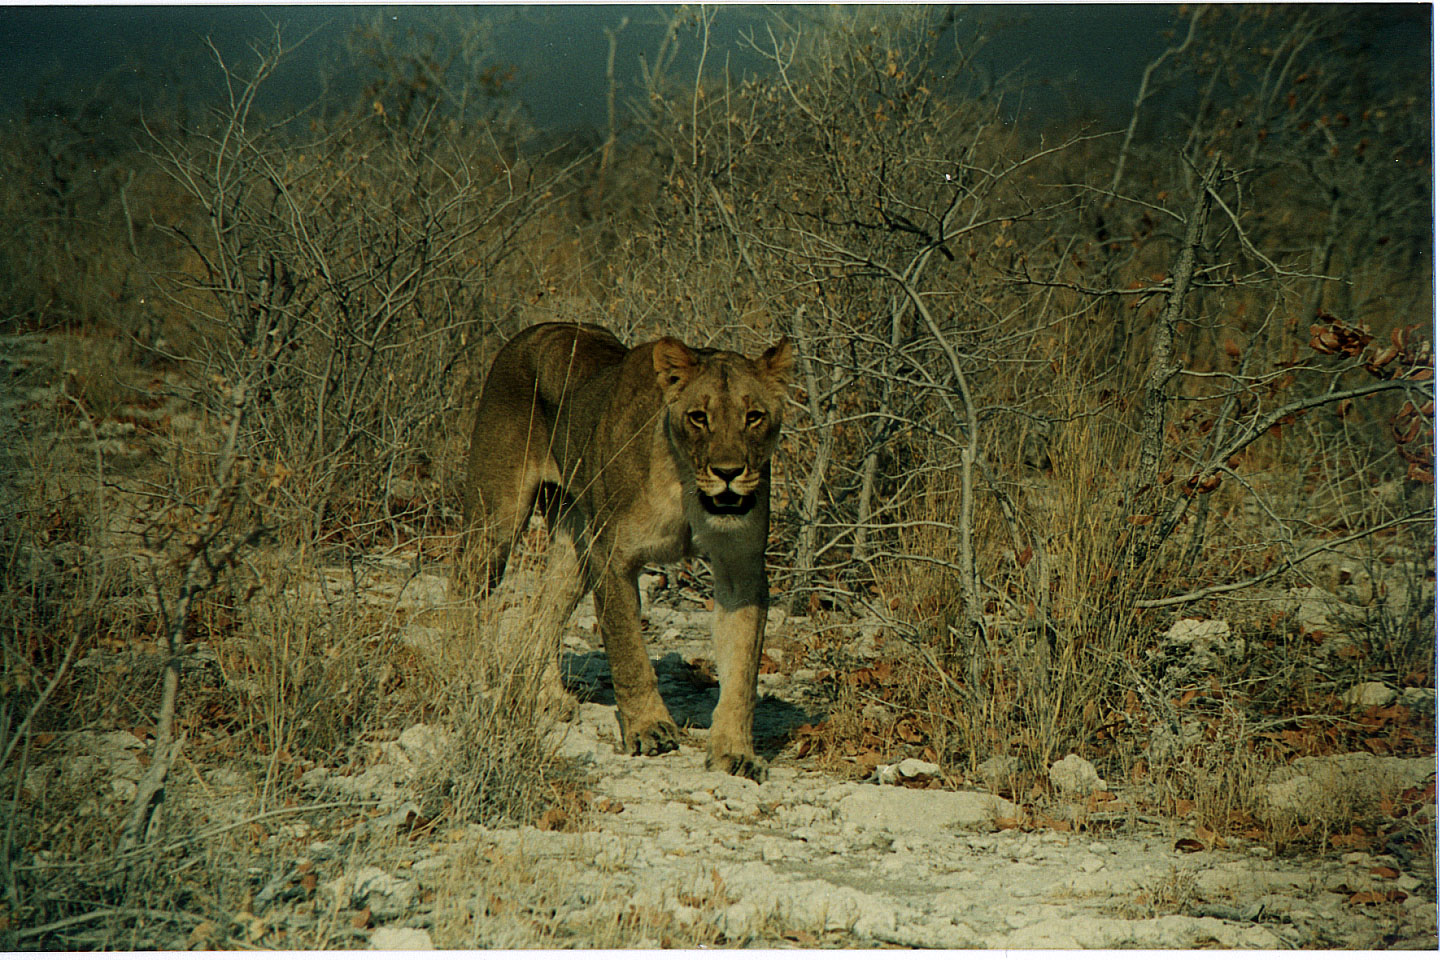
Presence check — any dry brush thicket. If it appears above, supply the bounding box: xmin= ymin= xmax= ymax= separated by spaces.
xmin=1 ymin=6 xmax=1433 ymax=947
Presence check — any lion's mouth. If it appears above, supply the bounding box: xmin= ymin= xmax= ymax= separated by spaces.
xmin=698 ymin=489 xmax=756 ymax=515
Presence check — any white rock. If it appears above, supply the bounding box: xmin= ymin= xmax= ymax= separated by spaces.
xmin=877 ymin=758 xmax=942 ymax=784
xmin=1146 ymin=719 xmax=1204 ymax=763
xmin=1049 ymin=754 xmax=1106 ymax=795
xmin=369 ymin=927 xmax=433 ymax=950
xmin=1343 ymin=682 xmax=1397 ymax=707
xmin=1165 ymin=618 xmax=1231 ymax=645
xmin=398 ymin=723 xmax=449 ymax=764
xmin=835 ymin=784 xmax=1017 ymax=833
xmin=1283 ymin=585 xmax=1363 ymax=637
xmin=1265 ymin=753 xmax=1437 ymax=813
xmin=352 ymin=867 xmax=417 ymax=919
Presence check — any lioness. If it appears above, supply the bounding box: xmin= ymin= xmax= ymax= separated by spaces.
xmin=460 ymin=323 xmax=793 ymax=781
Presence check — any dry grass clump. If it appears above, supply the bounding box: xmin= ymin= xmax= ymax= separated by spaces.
xmin=413 ymin=558 xmax=585 ymax=829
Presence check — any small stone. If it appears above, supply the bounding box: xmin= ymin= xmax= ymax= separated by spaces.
xmin=1049 ymin=754 xmax=1105 ymax=795
xmin=1164 ymin=618 xmax=1231 ymax=645
xmin=1343 ymin=682 xmax=1397 ymax=708
xmin=370 ymin=927 xmax=433 ymax=950
xmin=836 ymin=784 xmax=1017 ymax=833
xmin=878 ymin=758 xmax=942 ymax=784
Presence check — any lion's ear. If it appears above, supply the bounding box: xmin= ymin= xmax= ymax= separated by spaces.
xmin=760 ymin=338 xmax=795 ymax=384
xmin=653 ymin=338 xmax=696 ymax=394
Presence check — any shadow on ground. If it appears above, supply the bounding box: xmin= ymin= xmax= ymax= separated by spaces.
xmin=562 ymin=649 xmax=818 ymax=760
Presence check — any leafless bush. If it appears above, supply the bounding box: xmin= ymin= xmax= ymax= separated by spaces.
xmin=143 ymin=26 xmax=579 ymax=547
xmin=4 ymin=21 xmax=593 ymax=944
xmin=597 ymin=5 xmax=1434 ymax=778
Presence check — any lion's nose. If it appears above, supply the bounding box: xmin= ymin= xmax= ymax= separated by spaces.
xmin=711 ymin=466 xmax=743 ymax=485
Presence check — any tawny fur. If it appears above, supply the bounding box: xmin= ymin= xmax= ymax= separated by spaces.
xmin=459 ymin=322 xmax=793 ymax=781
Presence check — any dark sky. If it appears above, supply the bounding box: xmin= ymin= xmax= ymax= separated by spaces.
xmin=0 ymin=4 xmax=1429 ymax=133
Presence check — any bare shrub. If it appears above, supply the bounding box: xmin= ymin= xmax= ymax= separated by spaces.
xmin=143 ymin=26 xmax=578 ymax=547
xmin=595 ymin=4 xmax=1433 ymax=800
xmin=413 ymin=581 xmax=580 ymax=828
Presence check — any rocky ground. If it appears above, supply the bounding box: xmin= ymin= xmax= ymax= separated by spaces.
xmin=290 ymin=573 xmax=1440 ymax=949
xmin=34 ymin=564 xmax=1435 ymax=950
xmin=5 ymin=331 xmax=1437 ymax=949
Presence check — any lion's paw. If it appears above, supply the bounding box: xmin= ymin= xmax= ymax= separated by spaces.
xmin=621 ymin=717 xmax=681 ymax=757
xmin=707 ymin=751 xmax=769 ymax=783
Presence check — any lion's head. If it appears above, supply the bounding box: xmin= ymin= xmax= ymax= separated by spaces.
xmin=653 ymin=337 xmax=794 ymax=517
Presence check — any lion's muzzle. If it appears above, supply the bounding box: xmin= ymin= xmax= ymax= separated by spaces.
xmin=698 ymin=466 xmax=758 ymax=515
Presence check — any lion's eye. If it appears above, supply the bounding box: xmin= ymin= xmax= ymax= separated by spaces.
xmin=745 ymin=410 xmax=766 ymax=428
xmin=687 ymin=410 xmax=708 ymax=429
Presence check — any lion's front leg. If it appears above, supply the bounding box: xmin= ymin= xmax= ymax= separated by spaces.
xmin=707 ymin=557 xmax=769 ymax=782
xmin=593 ymin=566 xmax=681 ymax=757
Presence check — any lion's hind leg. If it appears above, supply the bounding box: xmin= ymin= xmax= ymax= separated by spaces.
xmin=457 ymin=398 xmax=554 ymax=599
xmin=531 ymin=515 xmax=590 ymax=719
